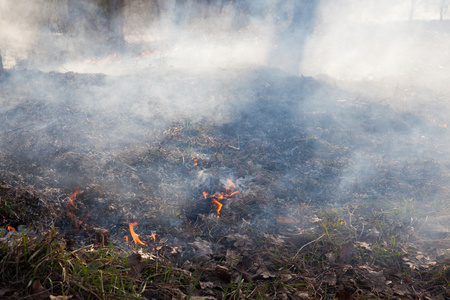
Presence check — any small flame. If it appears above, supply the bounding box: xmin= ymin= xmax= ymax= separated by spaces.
xmin=96 ymin=232 xmax=105 ymax=247
xmin=212 ymin=198 xmax=223 ymax=217
xmin=66 ymin=189 xmax=83 ymax=228
xmin=124 ymin=235 xmax=129 ymax=243
xmin=7 ymin=226 xmax=17 ymax=232
xmin=190 ymin=154 xmax=199 ymax=166
xmin=128 ymin=222 xmax=147 ymax=246
xmin=68 ymin=189 xmax=80 ymax=207
xmin=203 ymin=179 xmax=240 ymax=218
xmin=151 ymin=232 xmax=156 ymax=242
xmin=81 ymin=53 xmax=122 ymax=65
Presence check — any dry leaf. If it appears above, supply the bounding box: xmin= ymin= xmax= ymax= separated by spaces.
xmin=127 ymin=252 xmax=144 ymax=277
xmin=293 ymin=291 xmax=310 ymax=300
xmin=356 ymin=241 xmax=372 ymax=251
xmin=323 ymin=272 xmax=337 ymax=286
xmin=189 ymin=237 xmax=213 ymax=255
xmin=199 ymin=281 xmax=214 ymax=290
xmin=0 ymin=288 xmax=16 ymax=297
xmin=31 ymin=280 xmax=50 ymax=299
xmin=338 ymin=242 xmax=354 ymax=263
xmin=255 ymin=266 xmax=276 ymax=279
xmin=50 ymin=296 xmax=73 ymax=300
xmin=214 ymin=265 xmax=232 ymax=282
xmin=325 ymin=252 xmax=337 ymax=263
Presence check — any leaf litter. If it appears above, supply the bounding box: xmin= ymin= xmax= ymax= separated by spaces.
xmin=0 ymin=69 xmax=450 ymax=298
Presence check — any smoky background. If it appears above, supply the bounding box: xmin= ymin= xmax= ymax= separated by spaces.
xmin=0 ymin=0 xmax=450 ymax=234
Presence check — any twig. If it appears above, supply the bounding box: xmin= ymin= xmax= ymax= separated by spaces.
xmin=293 ymin=233 xmax=325 ymax=260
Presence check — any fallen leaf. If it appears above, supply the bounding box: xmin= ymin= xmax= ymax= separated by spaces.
xmin=255 ymin=266 xmax=276 ymax=279
xmin=0 ymin=288 xmax=16 ymax=297
xmin=50 ymin=296 xmax=73 ymax=300
xmin=294 ymin=291 xmax=310 ymax=300
xmin=325 ymin=252 xmax=337 ymax=263
xmin=356 ymin=241 xmax=371 ymax=251
xmin=323 ymin=272 xmax=337 ymax=286
xmin=338 ymin=242 xmax=354 ymax=263
xmin=189 ymin=237 xmax=213 ymax=260
xmin=31 ymin=280 xmax=50 ymax=299
xmin=127 ymin=252 xmax=144 ymax=277
xmin=226 ymin=233 xmax=253 ymax=250
xmin=199 ymin=281 xmax=214 ymax=290
xmin=214 ymin=265 xmax=232 ymax=282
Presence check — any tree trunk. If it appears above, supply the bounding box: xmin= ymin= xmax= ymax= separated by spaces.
xmin=67 ymin=0 xmax=125 ymax=53
xmin=106 ymin=0 xmax=125 ymax=50
xmin=0 ymin=50 xmax=4 ymax=72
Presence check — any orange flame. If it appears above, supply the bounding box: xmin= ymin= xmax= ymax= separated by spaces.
xmin=212 ymin=198 xmax=223 ymax=217
xmin=7 ymin=226 xmax=17 ymax=233
xmin=66 ymin=189 xmax=83 ymax=229
xmin=128 ymin=222 xmax=147 ymax=246
xmin=190 ymin=155 xmax=199 ymax=166
xmin=124 ymin=235 xmax=129 ymax=243
xmin=151 ymin=232 xmax=156 ymax=242
xmin=203 ymin=179 xmax=240 ymax=218
xmin=81 ymin=53 xmax=122 ymax=65
xmin=68 ymin=189 xmax=80 ymax=207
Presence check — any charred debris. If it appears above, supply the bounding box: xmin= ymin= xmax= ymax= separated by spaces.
xmin=1 ymin=68 xmax=450 ymax=299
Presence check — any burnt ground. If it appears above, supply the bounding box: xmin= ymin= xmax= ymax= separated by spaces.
xmin=1 ymin=67 xmax=450 ymax=299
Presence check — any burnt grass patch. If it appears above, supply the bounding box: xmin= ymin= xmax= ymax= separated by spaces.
xmin=1 ymin=68 xmax=450 ymax=298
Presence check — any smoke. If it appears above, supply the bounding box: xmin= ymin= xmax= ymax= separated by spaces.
xmin=1 ymin=0 xmax=450 ymax=235
xmin=303 ymin=0 xmax=450 ymax=96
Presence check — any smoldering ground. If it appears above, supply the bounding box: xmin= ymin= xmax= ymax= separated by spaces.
xmin=1 ymin=0 xmax=450 ymax=236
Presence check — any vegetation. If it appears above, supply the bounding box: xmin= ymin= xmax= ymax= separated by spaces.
xmin=1 ymin=195 xmax=448 ymax=299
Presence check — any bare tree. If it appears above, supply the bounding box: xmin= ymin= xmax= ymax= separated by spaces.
xmin=67 ymin=0 xmax=125 ymax=53
xmin=0 ymin=50 xmax=3 ymax=72
xmin=437 ymin=0 xmax=449 ymax=20
xmin=407 ymin=0 xmax=422 ymax=21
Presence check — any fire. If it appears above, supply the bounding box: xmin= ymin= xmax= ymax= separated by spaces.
xmin=151 ymin=231 xmax=156 ymax=242
xmin=7 ymin=226 xmax=17 ymax=232
xmin=128 ymin=222 xmax=147 ymax=246
xmin=81 ymin=53 xmax=122 ymax=65
xmin=190 ymin=155 xmax=199 ymax=166
xmin=134 ymin=50 xmax=153 ymax=60
xmin=212 ymin=198 xmax=223 ymax=217
xmin=203 ymin=179 xmax=240 ymax=217
xmin=68 ymin=189 xmax=80 ymax=207
xmin=124 ymin=235 xmax=129 ymax=243
xmin=66 ymin=189 xmax=83 ymax=228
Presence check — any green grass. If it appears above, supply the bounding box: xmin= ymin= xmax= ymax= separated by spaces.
xmin=0 ymin=197 xmax=445 ymax=299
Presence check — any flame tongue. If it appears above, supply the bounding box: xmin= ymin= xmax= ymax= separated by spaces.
xmin=68 ymin=189 xmax=80 ymax=207
xmin=128 ymin=222 xmax=147 ymax=246
xmin=204 ymin=179 xmax=240 ymax=218
xmin=212 ymin=197 xmax=223 ymax=217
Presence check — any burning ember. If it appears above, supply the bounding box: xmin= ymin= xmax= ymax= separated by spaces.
xmin=66 ymin=189 xmax=84 ymax=229
xmin=7 ymin=226 xmax=17 ymax=233
xmin=81 ymin=53 xmax=122 ymax=65
xmin=203 ymin=179 xmax=240 ymax=217
xmin=68 ymin=189 xmax=80 ymax=207
xmin=128 ymin=222 xmax=147 ymax=246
